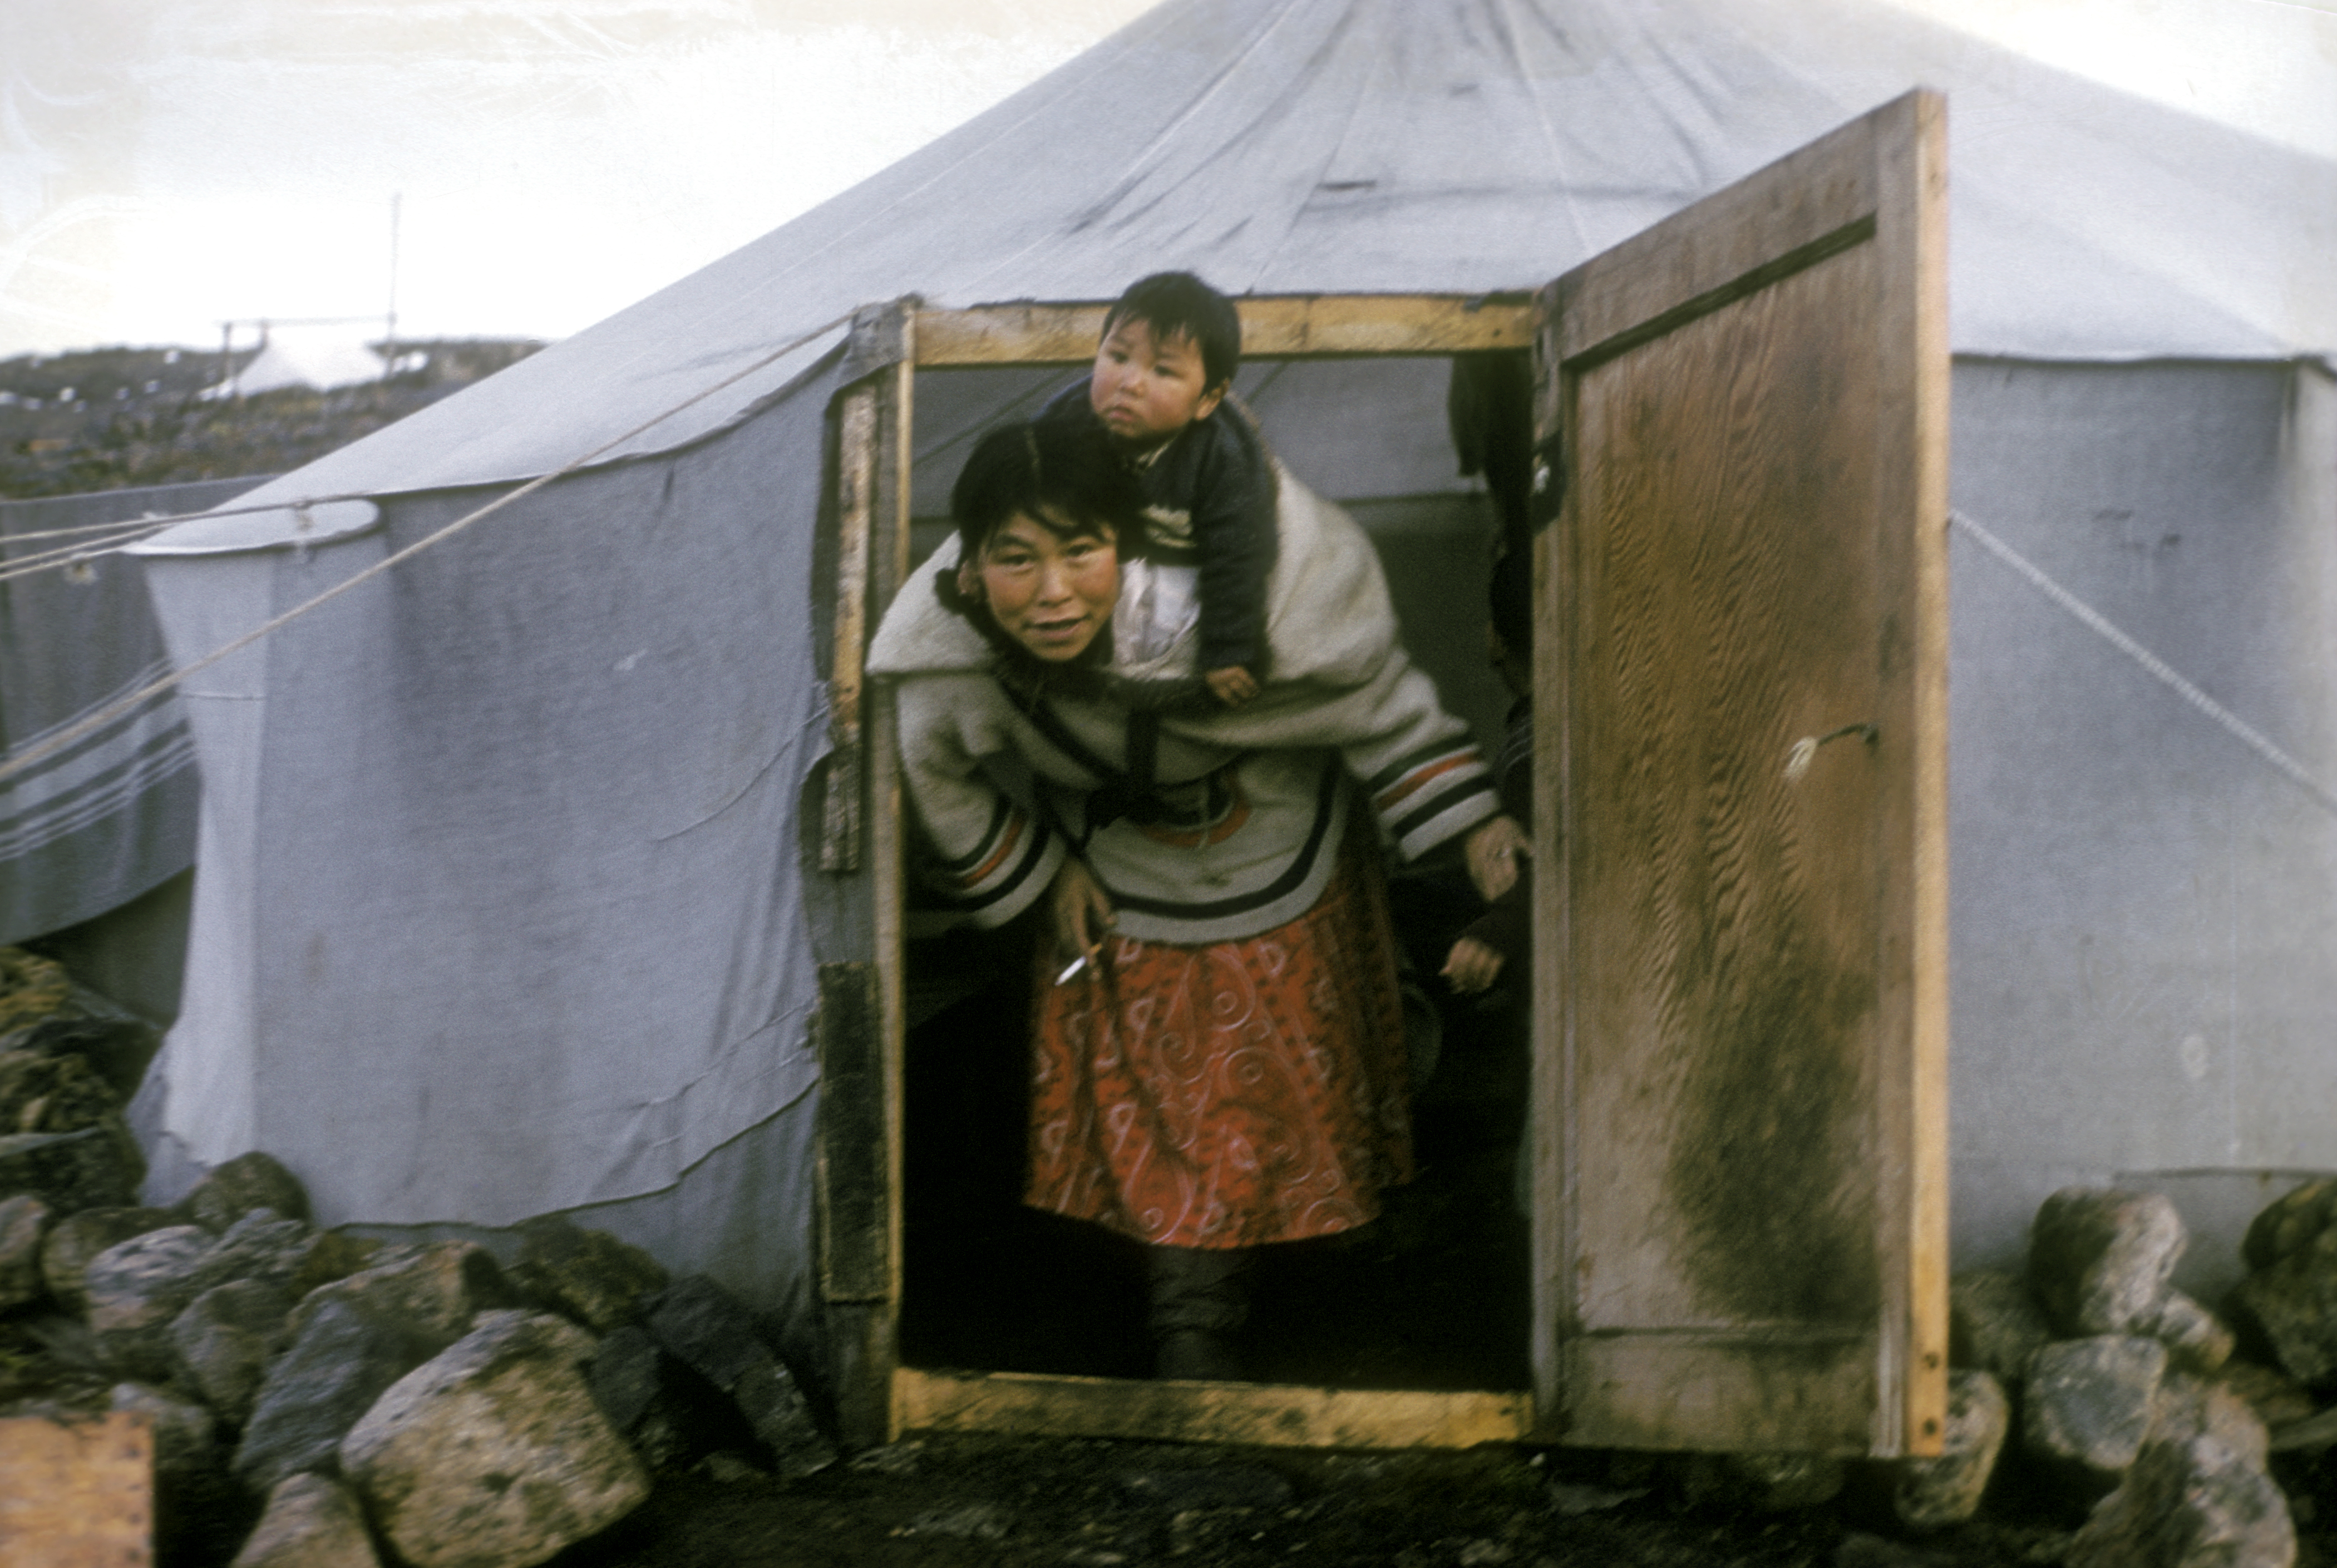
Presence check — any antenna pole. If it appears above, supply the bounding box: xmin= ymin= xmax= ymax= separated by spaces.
xmin=385 ymin=192 xmax=402 ymax=379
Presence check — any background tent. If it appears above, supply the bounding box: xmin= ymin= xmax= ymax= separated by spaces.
xmin=127 ymin=0 xmax=2337 ymax=1347
xmin=200 ymin=324 xmax=386 ymax=399
xmin=1 ymin=477 xmax=265 ymax=964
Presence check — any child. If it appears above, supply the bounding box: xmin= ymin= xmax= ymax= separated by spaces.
xmin=1443 ymin=545 xmax=1535 ymax=995
xmin=1040 ymin=271 xmax=1275 ymax=708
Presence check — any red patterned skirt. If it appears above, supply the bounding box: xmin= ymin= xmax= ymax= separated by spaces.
xmin=1024 ymin=832 xmax=1413 ymax=1249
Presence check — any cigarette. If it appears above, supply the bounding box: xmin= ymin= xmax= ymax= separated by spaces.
xmin=1055 ymin=954 xmax=1089 ymax=986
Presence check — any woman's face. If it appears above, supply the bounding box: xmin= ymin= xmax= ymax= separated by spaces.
xmin=976 ymin=509 xmax=1120 ymax=662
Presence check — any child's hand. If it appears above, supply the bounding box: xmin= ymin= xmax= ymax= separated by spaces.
xmin=1442 ymin=936 xmax=1506 ymax=994
xmin=1463 ymin=814 xmax=1530 ymax=902
xmin=1204 ymin=666 xmax=1261 ymax=707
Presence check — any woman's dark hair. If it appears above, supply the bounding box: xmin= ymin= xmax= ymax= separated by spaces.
xmin=951 ymin=420 xmax=1147 ymax=560
xmin=1103 ymin=272 xmax=1241 ymax=391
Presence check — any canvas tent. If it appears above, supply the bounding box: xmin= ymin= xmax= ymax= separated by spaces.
xmin=0 ymin=478 xmax=267 ymax=963
xmin=200 ymin=324 xmax=386 ymax=398
xmin=123 ymin=0 xmax=2335 ymax=1446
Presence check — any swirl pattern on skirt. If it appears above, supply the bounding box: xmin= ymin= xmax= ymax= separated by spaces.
xmin=1025 ymin=836 xmax=1411 ymax=1249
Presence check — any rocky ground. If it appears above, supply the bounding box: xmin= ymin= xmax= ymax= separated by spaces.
xmin=9 ymin=933 xmax=2337 ymax=1568
xmin=548 ymin=1436 xmax=2079 ymax=1568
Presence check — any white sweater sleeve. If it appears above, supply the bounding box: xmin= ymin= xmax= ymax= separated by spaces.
xmin=893 ymin=674 xmax=1065 ymax=929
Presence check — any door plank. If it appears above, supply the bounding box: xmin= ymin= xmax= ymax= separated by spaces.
xmin=894 ymin=1369 xmax=1532 ymax=1449
xmin=916 ymin=294 xmax=1535 ymax=366
xmin=1535 ymin=90 xmax=1949 ymax=1457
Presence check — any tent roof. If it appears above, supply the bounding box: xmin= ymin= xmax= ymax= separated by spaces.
xmin=205 ymin=0 xmax=2337 ymax=516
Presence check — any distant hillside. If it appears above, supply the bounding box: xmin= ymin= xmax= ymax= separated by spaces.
xmin=0 ymin=339 xmax=543 ymax=499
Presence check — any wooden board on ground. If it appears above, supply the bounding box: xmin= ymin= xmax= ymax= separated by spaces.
xmin=895 ymin=1369 xmax=1532 ymax=1450
xmin=0 ymin=1412 xmax=152 ymax=1567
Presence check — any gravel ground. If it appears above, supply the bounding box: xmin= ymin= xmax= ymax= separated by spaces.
xmin=549 ymin=1431 xmax=2337 ymax=1568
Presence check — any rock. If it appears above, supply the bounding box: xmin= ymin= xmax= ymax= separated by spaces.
xmin=181 ymin=1152 xmax=312 ymax=1232
xmin=2025 ymin=1335 xmax=2170 ymax=1493
xmin=0 ymin=1050 xmax=146 ymax=1216
xmin=40 ymin=1206 xmax=178 ymax=1314
xmin=113 ymin=1379 xmax=220 ymax=1477
xmin=116 ymin=1379 xmax=252 ymax=1567
xmin=2030 ymin=1187 xmax=2187 ymax=1337
xmin=286 ymin=1230 xmax=383 ymax=1299
xmin=583 ymin=1322 xmax=764 ymax=1473
xmin=510 ymin=1215 xmax=668 ymax=1332
xmin=85 ymin=1225 xmax=219 ymax=1378
xmin=646 ymin=1274 xmax=835 ymax=1478
xmin=0 ymin=1193 xmax=49 ymax=1310
xmin=2228 ymin=1227 xmax=2337 ymax=1387
xmin=0 ymin=948 xmax=72 ymax=1033
xmin=201 ymin=1208 xmax=315 ymax=1289
xmin=2067 ymin=1434 xmax=2296 ymax=1568
xmin=232 ymin=1472 xmax=382 ymax=1568
xmin=339 ymin=1310 xmax=649 ymax=1568
xmin=2148 ymin=1290 xmax=2236 ymax=1375
xmin=0 ymin=1312 xmax=107 ymax=1402
xmin=2156 ymin=1370 xmax=2271 ymax=1468
xmin=586 ymin=1324 xmax=662 ymax=1433
xmin=0 ymin=1046 xmax=119 ymax=1131
xmin=2244 ymin=1180 xmax=2337 ymax=1272
xmin=0 ymin=1121 xmax=142 ymax=1214
xmin=85 ymin=1209 xmax=309 ymax=1378
xmin=2267 ymin=1406 xmax=2337 ymax=1454
xmin=172 ymin=1278 xmax=295 ymax=1426
xmin=1949 ymin=1269 xmax=2053 ymax=1384
xmin=1892 ymin=1369 xmax=2010 ymax=1529
xmin=286 ymin=1240 xmax=515 ymax=1348
xmin=234 ymin=1294 xmax=451 ymax=1492
xmin=587 ymin=1325 xmax=684 ymax=1471
xmin=1675 ymin=1451 xmax=1846 ymax=1512
xmin=0 ymin=1014 xmax=156 ymax=1099
xmin=2221 ymin=1363 xmax=2318 ymax=1429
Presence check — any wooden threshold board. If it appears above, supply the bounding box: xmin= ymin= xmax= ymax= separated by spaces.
xmin=893 ymin=1368 xmax=1532 ymax=1449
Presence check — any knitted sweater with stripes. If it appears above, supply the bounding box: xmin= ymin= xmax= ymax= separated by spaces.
xmin=868 ymin=467 xmax=1499 ymax=945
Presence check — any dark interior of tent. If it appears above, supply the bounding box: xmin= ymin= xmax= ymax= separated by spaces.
xmin=891 ymin=342 xmax=1540 ymax=1393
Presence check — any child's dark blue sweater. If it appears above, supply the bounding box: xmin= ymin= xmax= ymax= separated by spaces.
xmin=1039 ymin=380 xmax=1278 ymax=678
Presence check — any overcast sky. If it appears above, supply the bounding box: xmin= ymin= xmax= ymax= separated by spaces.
xmin=2 ymin=0 xmax=2329 ymax=360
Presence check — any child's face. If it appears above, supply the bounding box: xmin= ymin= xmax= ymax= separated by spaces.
xmin=1088 ymin=317 xmax=1225 ymax=450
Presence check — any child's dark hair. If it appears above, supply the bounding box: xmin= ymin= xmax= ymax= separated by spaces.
xmin=951 ymin=420 xmax=1148 ymax=560
xmin=1103 ymin=272 xmax=1241 ymax=392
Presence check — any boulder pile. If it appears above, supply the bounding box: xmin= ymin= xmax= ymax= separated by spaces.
xmin=0 ymin=948 xmax=833 ymax=1567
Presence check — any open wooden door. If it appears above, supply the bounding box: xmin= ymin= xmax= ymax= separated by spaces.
xmin=1530 ymin=91 xmax=1950 ymax=1457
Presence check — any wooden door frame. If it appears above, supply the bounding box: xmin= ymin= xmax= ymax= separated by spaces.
xmin=817 ymin=290 xmax=1546 ymax=1449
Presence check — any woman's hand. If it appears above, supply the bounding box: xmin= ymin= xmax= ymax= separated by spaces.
xmin=1441 ymin=935 xmax=1506 ymax=994
xmin=1049 ymin=857 xmax=1116 ymax=969
xmin=1463 ymin=814 xmax=1530 ymax=903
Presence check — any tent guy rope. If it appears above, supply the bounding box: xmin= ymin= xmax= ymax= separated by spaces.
xmin=0 ymin=310 xmax=857 ymax=791
xmin=1951 ymin=508 xmax=2337 ymax=818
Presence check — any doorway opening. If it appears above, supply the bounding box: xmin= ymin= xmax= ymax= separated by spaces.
xmin=841 ymin=297 xmax=1546 ymax=1445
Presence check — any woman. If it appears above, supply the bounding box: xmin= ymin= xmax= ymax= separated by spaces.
xmin=868 ymin=420 xmax=1525 ymax=1380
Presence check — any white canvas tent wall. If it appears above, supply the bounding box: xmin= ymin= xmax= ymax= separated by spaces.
xmin=129 ymin=0 xmax=2337 ymax=1372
